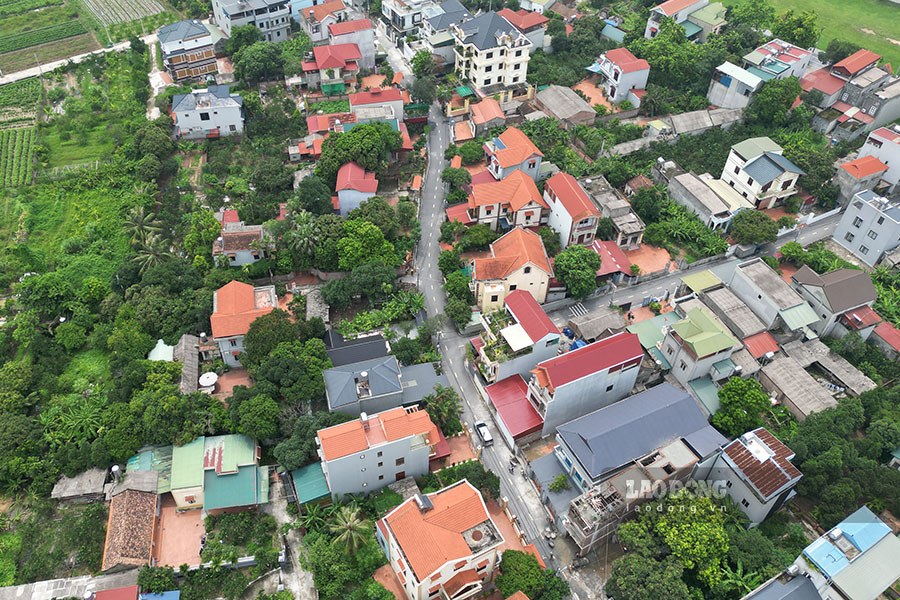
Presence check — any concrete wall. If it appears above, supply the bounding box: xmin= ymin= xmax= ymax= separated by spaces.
xmin=175 ymin=104 xmax=243 ymax=139
xmin=661 ymin=334 xmax=734 ymax=385
xmin=859 ymin=132 xmax=900 ymax=190
xmin=833 ymin=196 xmax=900 ymax=266
xmin=218 ymin=335 xmax=245 ymax=367
xmin=490 ymin=154 xmax=542 ymax=182
xmin=323 ymin=435 xmax=430 ymax=498
xmin=331 ymin=28 xmax=376 ymax=69
xmin=728 ymin=266 xmax=780 ymax=328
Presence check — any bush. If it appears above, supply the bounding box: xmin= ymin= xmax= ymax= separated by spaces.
xmin=548 ymin=474 xmax=571 ymax=492
xmin=784 ymin=195 xmax=802 ymax=213
xmin=138 ymin=566 xmax=177 ymax=593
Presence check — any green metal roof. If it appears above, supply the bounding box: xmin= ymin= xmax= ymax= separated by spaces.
xmin=204 ymin=435 xmax=258 ymax=474
xmin=321 ymin=82 xmax=346 ymax=95
xmin=713 ymin=357 xmax=735 ymax=373
xmin=456 ymin=85 xmax=474 ymax=97
xmin=648 ymin=346 xmax=671 ymax=370
xmin=689 ymin=376 xmax=720 ymax=414
xmin=680 ymin=270 xmax=721 ymax=293
xmin=732 ymin=136 xmax=782 ymax=160
xmin=688 ymin=2 xmax=726 ymax=26
xmin=671 ymin=307 xmax=737 ymax=358
xmin=891 ymin=447 xmax=900 ymax=460
xmin=127 ymin=446 xmax=172 ymax=493
xmin=627 ymin=313 xmax=683 ymax=350
xmin=601 ymin=24 xmax=626 ymax=43
xmin=292 ymin=464 xmax=331 ymax=504
xmin=681 ymin=20 xmax=703 ymax=38
xmin=203 ymin=465 xmax=265 ymax=510
xmin=746 ymin=66 xmax=776 ymax=81
xmin=171 ymin=437 xmax=205 ymax=489
xmin=779 ymin=304 xmax=818 ymax=331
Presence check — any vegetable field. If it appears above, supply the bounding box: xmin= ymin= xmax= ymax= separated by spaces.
xmin=107 ymin=11 xmax=178 ymax=41
xmin=0 ymin=0 xmax=63 ymax=18
xmin=0 ymin=78 xmax=42 ymax=124
xmin=0 ymin=127 xmax=35 ymax=187
xmin=81 ymin=0 xmax=167 ymax=25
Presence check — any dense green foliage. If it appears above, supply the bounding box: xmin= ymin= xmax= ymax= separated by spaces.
xmin=554 ymin=245 xmax=602 ymax=300
xmin=496 ymin=550 xmax=569 ymax=600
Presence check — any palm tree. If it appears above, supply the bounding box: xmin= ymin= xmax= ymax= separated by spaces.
xmin=133 ymin=233 xmax=173 ymax=274
xmin=329 ymin=506 xmax=370 ymax=554
xmin=125 ymin=205 xmax=162 ymax=244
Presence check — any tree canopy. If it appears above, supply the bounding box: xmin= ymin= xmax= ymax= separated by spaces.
xmin=554 ymin=245 xmax=601 ymax=300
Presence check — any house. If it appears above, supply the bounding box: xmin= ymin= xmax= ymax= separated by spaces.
xmin=790 ymin=265 xmax=877 ymax=336
xmin=662 ymin=166 xmax=746 ymax=229
xmin=580 ymin=176 xmax=645 ymax=249
xmin=325 ymin=330 xmax=388 ymax=367
xmin=588 ymin=48 xmax=649 ymax=107
xmin=526 ymin=331 xmax=643 ymax=437
xmin=707 ymin=62 xmax=763 ymax=110
xmin=212 ymin=209 xmax=268 ymax=267
xmin=662 ymin=306 xmax=740 ymax=386
xmin=781 ymin=338 xmax=876 ymax=397
xmin=376 ymin=481 xmax=504 ymax=600
xmin=211 ymin=0 xmax=290 ymax=41
xmin=591 ymin=240 xmax=633 ymax=285
xmin=544 ymin=172 xmax=600 ymax=249
xmin=174 ymin=333 xmax=217 ymax=393
xmin=328 ymin=19 xmax=375 ymax=69
xmin=210 ymin=280 xmax=278 ymax=367
xmin=702 ymin=428 xmax=801 ymax=526
xmin=567 ymin=306 xmax=627 ymax=342
xmin=422 ymin=0 xmax=472 ymax=64
xmin=472 ymin=289 xmax=560 ymax=385
xmin=466 ymin=169 xmax=547 ymax=231
xmin=496 ymin=8 xmax=548 ymax=53
xmin=684 ymin=2 xmax=725 ymax=42
xmin=101 ymin=489 xmax=157 ymax=572
xmin=697 ymin=285 xmax=766 ymax=339
xmin=833 ymin=189 xmax=900 ymax=266
xmin=836 ymin=155 xmax=889 ymax=201
xmin=483 ymin=126 xmax=543 ymax=181
xmin=171 ymin=85 xmax=243 ymax=140
xmin=739 ymin=576 xmax=820 ymax=600
xmin=759 ymin=356 xmax=837 ymax=420
xmin=533 ymin=85 xmax=595 ymax=129
xmin=871 ymin=320 xmax=900 ymax=360
xmin=381 ymin=0 xmax=438 ymax=42
xmin=301 ymin=43 xmax=361 ymax=94
xmin=792 ymin=506 xmax=900 ymax=600
xmin=471 ymin=227 xmax=553 ymax=311
xmin=451 ymin=12 xmax=532 ymax=92
xmin=334 ymin=161 xmax=378 ymax=217
xmin=469 ymin=98 xmax=506 ymax=136
xmin=644 ymin=0 xmax=709 ymax=40
xmin=51 ymin=468 xmax=107 ymax=504
xmin=316 ymin=406 xmax=441 ymax=497
xmin=350 ymin=88 xmax=406 ymax=121
xmin=299 ymin=0 xmax=347 ymax=43
xmin=742 ymin=39 xmax=813 ymax=81
xmin=551 ymin=383 xmax=727 ymax=550
xmin=306 ymin=111 xmax=357 ymax=135
xmin=519 ymin=0 xmax=553 ymax=13
xmin=728 ymin=259 xmax=818 ymax=333
xmin=157 ymin=20 xmax=216 ymax=82
xmin=857 ymin=125 xmax=900 ymax=193
xmin=720 ymin=137 xmax=805 ymax=209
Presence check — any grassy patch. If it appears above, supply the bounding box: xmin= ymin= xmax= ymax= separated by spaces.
xmin=39 ymin=122 xmax=117 ymax=169
xmin=0 ymin=33 xmax=98 ymax=72
xmin=726 ymin=0 xmax=900 ymax=67
xmin=309 ymin=99 xmax=350 ymax=114
xmin=59 ymin=348 xmax=110 ymax=388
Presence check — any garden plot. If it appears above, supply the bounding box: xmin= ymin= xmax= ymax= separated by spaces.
xmin=81 ymin=0 xmax=166 ymax=25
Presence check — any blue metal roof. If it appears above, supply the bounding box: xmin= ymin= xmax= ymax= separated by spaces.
xmin=141 ymin=592 xmax=181 ymax=600
xmin=681 ymin=20 xmax=702 ymax=37
xmin=601 ymin=23 xmax=626 ymax=43
xmin=803 ymin=506 xmax=890 ymax=578
xmin=744 ymin=152 xmax=804 ymax=186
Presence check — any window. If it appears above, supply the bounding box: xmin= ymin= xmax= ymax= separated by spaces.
xmin=734 ymin=165 xmax=740 ymax=175
xmin=200 ymin=112 xmax=210 ymax=121
xmin=378 ymin=462 xmax=383 ymax=467
xmin=485 ymin=65 xmax=492 ymax=72
xmin=379 ymin=474 xmax=384 ymax=480
xmin=509 ymin=284 xmax=517 ymax=291
xmin=490 ymin=295 xmax=498 ymax=302
xmin=528 ymin=160 xmax=536 ymax=168
xmin=524 ymin=266 xmax=531 ymax=273
xmin=845 ymin=232 xmax=855 ymax=242
xmin=545 ymin=339 xmax=556 ymax=347
xmin=512 ymin=76 xmax=518 ymax=82
xmin=868 ymin=230 xmax=878 ymax=239
xmin=230 ymin=340 xmax=237 ymax=347
xmin=377 ymin=451 xmax=383 ymax=457
xmin=878 ymin=216 xmax=885 ymax=225
xmin=396 ymin=457 xmax=405 ymax=466
xmin=483 ymin=78 xmax=491 ymax=86
xmin=761 ymin=182 xmax=772 ymax=193
xmin=747 ymin=177 xmax=754 ymax=186
xmin=486 ymin=207 xmax=493 ymax=214
xmin=679 ymin=361 xmax=686 ymax=371
xmin=486 ymin=52 xmax=493 ymax=59
xmin=229 ymin=124 xmax=236 ymax=132
xmin=853 ymin=216 xmax=863 ymax=228
xmin=860 ymin=245 xmax=869 ymax=255
xmin=781 ymin=179 xmax=792 ymax=191
xmin=514 ymin=63 xmax=520 ymax=70
xmin=516 ymin=49 xmax=522 ymax=56
xmin=312 ymin=25 xmax=320 ymax=32
xmin=606 ymin=385 xmax=613 ymax=392
xmin=741 ymin=498 xmax=750 ymax=508
xmin=726 ymin=480 xmax=732 ymax=488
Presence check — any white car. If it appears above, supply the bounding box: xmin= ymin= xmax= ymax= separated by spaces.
xmin=474 ymin=421 xmax=493 ymax=446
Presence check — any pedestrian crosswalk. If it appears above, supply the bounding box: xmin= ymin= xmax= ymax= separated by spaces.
xmin=569 ymin=303 xmax=588 ymax=317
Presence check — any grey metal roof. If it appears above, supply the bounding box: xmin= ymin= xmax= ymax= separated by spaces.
xmin=744 ymin=152 xmax=805 ymax=185
xmin=557 ymin=383 xmax=725 ymax=480
xmin=325 ymin=330 xmax=388 ymax=367
xmin=172 ymin=85 xmax=242 ymax=112
xmin=535 ymin=85 xmax=593 ymax=120
xmin=324 ymin=356 xmax=401 ymax=408
xmin=428 ymin=0 xmax=471 ymax=31
xmin=736 ymin=259 xmax=804 ymax=310
xmin=218 ymin=0 xmax=286 ymax=12
xmin=792 ymin=265 xmax=877 ymax=313
xmin=743 ymin=576 xmax=821 ymax=600
xmin=455 ymin=11 xmax=520 ymax=50
xmin=398 ymin=362 xmax=450 ymax=405
xmin=158 ymin=19 xmax=209 ymax=44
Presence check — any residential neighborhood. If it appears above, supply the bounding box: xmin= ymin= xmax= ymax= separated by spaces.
xmin=2 ymin=0 xmax=900 ymax=599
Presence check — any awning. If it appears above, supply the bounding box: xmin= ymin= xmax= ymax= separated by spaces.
xmin=292 ymin=463 xmax=331 ymax=504
xmin=501 ymin=323 xmax=533 ymax=352
xmin=680 ymin=270 xmax=721 ymax=293
xmin=681 ymin=20 xmax=703 ymax=38
xmin=779 ymin=303 xmax=818 ymax=331
xmin=456 ymin=85 xmax=475 ymax=97
xmin=712 ymin=357 xmax=735 ymax=374
xmin=688 ymin=376 xmax=720 ymax=415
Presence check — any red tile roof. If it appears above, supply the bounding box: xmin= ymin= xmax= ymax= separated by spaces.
xmin=336 ymin=161 xmax=378 ymax=193
xmin=381 ymin=481 xmax=496 ymax=580
xmin=102 ymin=490 xmax=157 ymax=572
xmin=799 ymin=68 xmax=845 ymax=96
xmin=626 ymin=174 xmax=653 ymax=193
xmin=328 ymin=18 xmax=372 ymax=36
xmin=546 ymin=172 xmax=598 ymax=222
xmin=399 ymin=121 xmax=413 ymax=151
xmin=840 ymin=306 xmax=882 ymax=330
xmin=487 ymin=127 xmax=542 ymax=169
xmin=350 ymin=88 xmax=404 ymax=106
xmin=454 ymin=120 xmax=474 ymax=142
xmin=841 ymin=155 xmax=888 ymax=179
xmin=222 ymin=208 xmax=240 ymax=223
xmin=210 ymin=281 xmax=274 ymax=339
xmin=873 ymin=321 xmax=900 ymax=352
xmin=470 ymin=97 xmax=505 ymax=125
xmin=486 ymin=375 xmax=543 ymax=438
xmin=392 ymin=72 xmax=404 ymax=85
xmin=318 ymin=407 xmax=438 ymax=460
xmin=505 ymin=289 xmax=558 ymax=342
xmin=468 ymin=169 xmax=547 ymax=212
xmin=742 ymin=331 xmax=779 ymax=359
xmin=870 ymin=126 xmax=900 ymax=145
xmin=301 ymin=0 xmax=345 ymax=21
xmin=654 ymin=0 xmax=702 ymax=15
xmin=312 ymin=43 xmax=361 ymax=69
xmin=604 ymin=47 xmax=650 ymax=73
xmin=591 ymin=240 xmax=632 ymax=276
xmin=722 ymin=428 xmax=801 ymax=500
xmin=444 ymin=569 xmax=481 ymax=597
xmin=497 ymin=7 xmax=549 ymax=31
xmin=833 ymin=49 xmax=881 ymax=77
xmin=450 ymin=155 xmax=463 ymax=168
xmin=531 ymin=332 xmax=641 ymax=391
xmin=446 ymin=202 xmax=474 ymax=224
xmin=307 ymin=112 xmax=356 ymax=134
xmin=95 ymin=586 xmax=139 ymax=600
xmin=473 ymin=227 xmax=552 ymax=280
xmin=411 ymin=175 xmax=422 ymax=191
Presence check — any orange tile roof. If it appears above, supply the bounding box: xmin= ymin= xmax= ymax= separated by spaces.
xmin=834 ymin=49 xmax=881 ymax=76
xmin=411 ymin=175 xmax=422 ymax=191
xmin=444 ymin=569 xmax=481 ymax=597
xmin=468 ymin=169 xmax=547 ymax=213
xmin=210 ymin=281 xmax=274 ymax=338
xmin=604 ymin=48 xmax=650 ymax=73
xmin=451 ymin=155 xmax=463 ymax=168
xmin=841 ymin=155 xmax=888 ymax=178
xmin=497 ymin=7 xmax=548 ymax=31
xmin=392 ymin=72 xmax=404 ymax=85
xmin=545 ymin=172 xmax=598 ymax=222
xmin=312 ymin=43 xmax=361 ymax=69
xmin=317 ymin=419 xmax=369 ymax=460
xmin=488 ymin=127 xmax=542 ymax=168
xmin=318 ymin=407 xmax=438 ymax=461
xmin=328 ymin=18 xmax=372 ymax=35
xmin=655 ymin=0 xmax=702 ymax=15
xmin=381 ymin=481 xmax=496 ymax=580
xmin=302 ymin=0 xmax=345 ymax=22
xmin=470 ymin=98 xmax=504 ymax=125
xmin=454 ymin=120 xmax=474 ymax=142
xmin=473 ymin=227 xmax=551 ymax=281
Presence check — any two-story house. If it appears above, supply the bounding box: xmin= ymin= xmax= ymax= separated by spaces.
xmin=527 ymin=332 xmax=642 ymax=437
xmin=483 ymin=126 xmax=542 ymax=181
xmin=301 ymin=43 xmax=361 ymax=94
xmin=473 ymin=289 xmax=559 ymax=384
xmin=451 ymin=12 xmax=531 ymax=92
xmin=210 ymin=281 xmax=278 ymax=366
xmin=643 ymin=0 xmax=708 ymax=39
xmin=212 ymin=208 xmax=269 ymax=267
xmin=836 ymin=154 xmax=890 ymax=202
xmin=720 ymin=137 xmax=805 ymax=209
xmin=833 ymin=189 xmax=900 ymax=266
xmin=328 ymin=18 xmax=375 ymax=69
xmin=211 ymin=0 xmax=290 ymax=40
xmin=299 ymin=0 xmax=347 ymax=43
xmin=349 ymin=88 xmax=406 ymax=121
xmin=858 ymin=125 xmax=900 ymax=193
xmin=334 ymin=161 xmax=378 ymax=216
xmin=661 ymin=306 xmax=740 ymax=386
xmin=580 ymin=176 xmax=645 ymax=249
xmin=466 ymin=169 xmax=548 ymax=231
xmin=381 ymin=0 xmax=436 ymax=42
xmin=789 ymin=265 xmax=877 ymax=337
xmin=729 ymin=258 xmax=818 ymax=333
xmin=316 ymin=406 xmax=441 ymax=497
xmin=157 ymin=20 xmax=217 ymax=82
xmin=471 ymin=227 xmax=552 ymax=311
xmin=544 ymin=172 xmax=599 ymax=249
xmin=742 ymin=39 xmax=813 ymax=81
xmin=171 ymin=85 xmax=244 ymax=139
xmin=700 ymin=427 xmax=801 ymax=526
xmin=589 ymin=48 xmax=649 ymax=107
xmin=377 ymin=481 xmax=504 ymax=600
xmin=707 ymin=62 xmax=763 ymax=110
